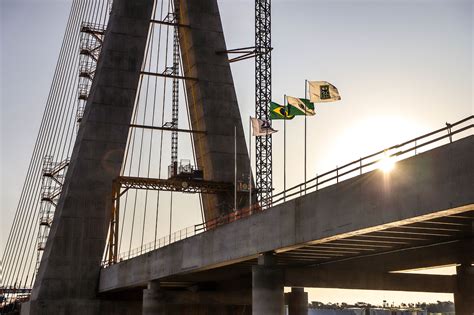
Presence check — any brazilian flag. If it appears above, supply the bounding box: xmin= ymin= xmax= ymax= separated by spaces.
xmin=269 ymin=102 xmax=294 ymax=120
xmin=287 ymin=96 xmax=315 ymax=116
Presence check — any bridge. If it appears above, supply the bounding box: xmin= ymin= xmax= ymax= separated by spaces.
xmin=1 ymin=0 xmax=472 ymax=314
xmin=97 ymin=133 xmax=473 ymax=314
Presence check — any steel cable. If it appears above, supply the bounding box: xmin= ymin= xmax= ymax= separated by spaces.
xmin=1 ymin=0 xmax=110 ymax=299
xmin=15 ymin=0 xmax=99 ymax=288
xmin=152 ymin=0 xmax=166 ymax=247
xmin=1 ymin=0 xmax=88 ymax=302
xmin=9 ymin=0 xmax=96 ymax=290
xmin=0 ymin=0 xmax=82 ymax=290
xmin=23 ymin=0 xmax=111 ymax=288
xmin=140 ymin=24 xmax=157 ymax=252
xmin=18 ymin=0 xmax=100 ymax=286
xmin=153 ymin=0 xmax=172 ymax=249
xmin=2 ymin=0 xmax=86 ymax=291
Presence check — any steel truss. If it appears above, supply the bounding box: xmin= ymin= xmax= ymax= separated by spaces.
xmin=255 ymin=0 xmax=272 ymax=208
xmin=217 ymin=46 xmax=256 ymax=63
xmin=0 ymin=288 xmax=32 ymax=295
xmin=107 ymin=176 xmax=234 ymax=263
xmin=115 ymin=176 xmax=233 ymax=194
xmin=170 ymin=5 xmax=180 ymax=164
xmin=77 ymin=22 xmax=106 ymax=123
xmin=35 ymin=156 xmax=69 ymax=273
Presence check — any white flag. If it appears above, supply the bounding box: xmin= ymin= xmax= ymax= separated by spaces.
xmin=308 ymin=81 xmax=341 ymax=103
xmin=251 ymin=117 xmax=277 ymax=136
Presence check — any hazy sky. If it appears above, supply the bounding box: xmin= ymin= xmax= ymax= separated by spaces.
xmin=1 ymin=0 xmax=472 ymax=305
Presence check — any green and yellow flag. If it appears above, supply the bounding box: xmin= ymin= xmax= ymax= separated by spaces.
xmin=270 ymin=102 xmax=294 ymax=120
xmin=287 ymin=96 xmax=315 ymax=116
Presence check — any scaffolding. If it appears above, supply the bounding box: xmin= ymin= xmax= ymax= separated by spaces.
xmin=76 ymin=22 xmax=106 ymax=123
xmin=171 ymin=7 xmax=180 ymax=165
xmin=159 ymin=8 xmax=181 ymax=164
xmin=35 ymin=156 xmax=69 ymax=273
xmin=106 ymin=175 xmax=234 ymax=263
xmin=255 ymin=0 xmax=272 ymax=208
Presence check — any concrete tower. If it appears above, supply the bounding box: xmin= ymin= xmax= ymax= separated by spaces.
xmin=26 ymin=0 xmax=249 ymax=313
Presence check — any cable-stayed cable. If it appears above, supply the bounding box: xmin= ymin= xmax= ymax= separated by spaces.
xmin=1 ymin=1 xmax=111 ymax=307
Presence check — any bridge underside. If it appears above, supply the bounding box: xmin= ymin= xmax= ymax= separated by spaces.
xmin=155 ymin=210 xmax=473 ymax=289
xmin=96 ymin=209 xmax=473 ymax=314
xmin=99 ymin=208 xmax=473 ymax=291
xmin=97 ymin=136 xmax=474 ymax=314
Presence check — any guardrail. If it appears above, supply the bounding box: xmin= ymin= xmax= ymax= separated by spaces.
xmin=0 ymin=287 xmax=32 ymax=295
xmin=108 ymin=205 xmax=264 ymax=264
xmin=114 ymin=226 xmax=195 ymax=262
xmin=267 ymin=115 xmax=473 ymax=206
xmin=104 ymin=115 xmax=473 ymax=266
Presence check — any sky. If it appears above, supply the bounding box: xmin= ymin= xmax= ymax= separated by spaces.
xmin=1 ymin=0 xmax=473 ymax=305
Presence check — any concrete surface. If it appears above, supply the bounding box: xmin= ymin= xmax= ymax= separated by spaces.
xmin=454 ymin=264 xmax=474 ymax=315
xmin=252 ymin=253 xmax=284 ymax=315
xmin=27 ymin=0 xmax=154 ymax=313
xmin=284 ymin=268 xmax=455 ymax=293
xmin=287 ymin=288 xmax=308 ymax=315
xmin=177 ymin=0 xmax=252 ymax=220
xmin=25 ymin=0 xmax=254 ymax=313
xmin=142 ymin=281 xmax=163 ymax=315
xmin=99 ymin=136 xmax=474 ymax=292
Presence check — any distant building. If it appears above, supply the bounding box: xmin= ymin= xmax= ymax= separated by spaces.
xmin=308 ymin=309 xmax=362 ymax=315
xmin=298 ymin=300 xmax=455 ymax=315
xmin=305 ymin=307 xmax=427 ymax=315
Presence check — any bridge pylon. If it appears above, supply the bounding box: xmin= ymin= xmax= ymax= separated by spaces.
xmin=23 ymin=0 xmax=252 ymax=313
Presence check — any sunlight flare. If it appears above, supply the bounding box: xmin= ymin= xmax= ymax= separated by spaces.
xmin=378 ymin=154 xmax=396 ymax=173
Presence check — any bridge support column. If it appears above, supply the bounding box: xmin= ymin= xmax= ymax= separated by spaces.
xmin=252 ymin=252 xmax=284 ymax=315
xmin=287 ymin=288 xmax=308 ymax=315
xmin=143 ymin=281 xmax=165 ymax=315
xmin=454 ymin=264 xmax=474 ymax=315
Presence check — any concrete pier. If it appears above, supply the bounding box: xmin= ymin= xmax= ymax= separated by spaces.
xmin=454 ymin=264 xmax=474 ymax=315
xmin=143 ymin=281 xmax=164 ymax=315
xmin=252 ymin=253 xmax=284 ymax=315
xmin=142 ymin=282 xmax=251 ymax=315
xmin=287 ymin=288 xmax=308 ymax=315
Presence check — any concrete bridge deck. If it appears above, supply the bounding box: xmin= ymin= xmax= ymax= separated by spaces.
xmin=99 ymin=135 xmax=474 ymax=295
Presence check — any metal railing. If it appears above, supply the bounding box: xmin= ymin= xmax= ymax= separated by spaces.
xmin=267 ymin=115 xmax=473 ymax=207
xmin=0 ymin=287 xmax=32 ymax=313
xmin=80 ymin=22 xmax=106 ymax=35
xmin=103 ymin=115 xmax=473 ymax=266
xmin=113 ymin=227 xmax=196 ymax=262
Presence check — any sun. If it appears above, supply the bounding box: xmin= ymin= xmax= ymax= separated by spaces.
xmin=378 ymin=155 xmax=395 ymax=173
xmin=320 ymin=115 xmax=424 ymax=174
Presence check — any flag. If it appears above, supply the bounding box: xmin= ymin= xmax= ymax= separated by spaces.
xmin=287 ymin=96 xmax=315 ymax=116
xmin=308 ymin=81 xmax=341 ymax=103
xmin=270 ymin=102 xmax=294 ymax=120
xmin=251 ymin=117 xmax=277 ymax=136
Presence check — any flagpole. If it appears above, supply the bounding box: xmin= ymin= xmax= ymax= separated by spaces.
xmin=284 ymin=94 xmax=287 ymax=202
xmin=234 ymin=125 xmax=237 ymax=212
xmin=304 ymin=80 xmax=307 ymax=194
xmin=248 ymin=116 xmax=252 ymax=212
